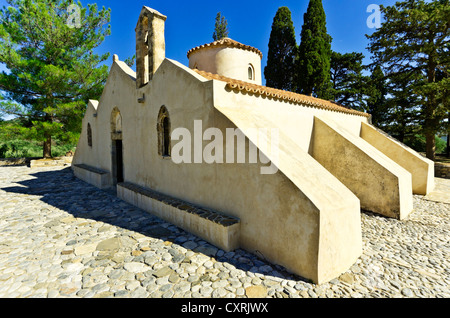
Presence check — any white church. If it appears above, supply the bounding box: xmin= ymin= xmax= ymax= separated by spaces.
xmin=72 ymin=6 xmax=434 ymax=284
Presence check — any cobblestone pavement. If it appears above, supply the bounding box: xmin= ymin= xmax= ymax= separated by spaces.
xmin=0 ymin=165 xmax=448 ymax=298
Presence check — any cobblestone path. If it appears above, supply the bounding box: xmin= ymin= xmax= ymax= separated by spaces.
xmin=0 ymin=166 xmax=448 ymax=298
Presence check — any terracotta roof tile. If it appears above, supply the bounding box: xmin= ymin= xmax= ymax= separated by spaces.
xmin=187 ymin=38 xmax=263 ymax=59
xmin=193 ymin=69 xmax=370 ymax=118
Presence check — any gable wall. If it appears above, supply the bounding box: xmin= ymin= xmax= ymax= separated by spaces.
xmin=211 ymin=81 xmax=370 ymax=154
xmin=73 ymin=59 xmax=363 ymax=283
xmin=73 ymin=62 xmax=138 ymax=179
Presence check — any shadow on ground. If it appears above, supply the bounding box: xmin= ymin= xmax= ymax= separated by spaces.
xmin=0 ymin=166 xmax=309 ymax=283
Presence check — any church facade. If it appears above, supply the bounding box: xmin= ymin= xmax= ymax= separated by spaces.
xmin=72 ymin=6 xmax=434 ymax=284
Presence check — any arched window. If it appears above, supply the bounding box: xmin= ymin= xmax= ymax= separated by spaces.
xmin=157 ymin=106 xmax=171 ymax=157
xmin=87 ymin=123 xmax=92 ymax=147
xmin=248 ymin=64 xmax=254 ymax=80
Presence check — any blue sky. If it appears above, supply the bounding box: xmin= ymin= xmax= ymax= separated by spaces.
xmin=0 ymin=0 xmax=398 ymax=120
xmin=58 ymin=0 xmax=395 ymax=74
xmin=0 ymin=0 xmax=399 ymax=79
xmin=85 ymin=0 xmax=397 ymax=76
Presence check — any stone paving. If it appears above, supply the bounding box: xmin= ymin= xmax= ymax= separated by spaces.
xmin=0 ymin=165 xmax=448 ymax=298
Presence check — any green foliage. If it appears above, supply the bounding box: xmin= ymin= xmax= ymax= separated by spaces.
xmin=124 ymin=54 xmax=136 ymax=68
xmin=366 ymin=0 xmax=450 ymax=159
xmin=262 ymin=1 xmax=448 ymax=161
xmin=0 ymin=0 xmax=111 ymax=157
xmin=264 ymin=7 xmax=297 ymax=92
xmin=213 ymin=12 xmax=229 ymax=41
xmin=327 ymin=51 xmax=367 ymax=110
xmin=383 ymin=71 xmax=424 ymax=142
xmin=296 ymin=0 xmax=332 ymax=97
xmin=0 ymin=138 xmax=76 ymax=158
xmin=0 ymin=139 xmax=41 ymax=158
xmin=404 ymin=134 xmax=447 ymax=155
xmin=0 ymin=119 xmax=77 ymax=158
xmin=365 ymin=65 xmax=389 ymax=127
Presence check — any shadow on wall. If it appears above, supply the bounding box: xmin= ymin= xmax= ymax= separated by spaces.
xmin=0 ymin=167 xmax=310 ymax=283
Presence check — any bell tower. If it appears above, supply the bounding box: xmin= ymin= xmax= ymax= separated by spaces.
xmin=135 ymin=7 xmax=167 ymax=88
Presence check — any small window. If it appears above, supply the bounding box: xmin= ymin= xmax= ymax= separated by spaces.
xmin=157 ymin=106 xmax=171 ymax=157
xmin=248 ymin=64 xmax=255 ymax=80
xmin=87 ymin=123 xmax=92 ymax=147
xmin=163 ymin=117 xmax=170 ymax=156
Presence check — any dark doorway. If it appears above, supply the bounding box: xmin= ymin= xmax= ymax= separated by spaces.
xmin=112 ymin=139 xmax=124 ymax=185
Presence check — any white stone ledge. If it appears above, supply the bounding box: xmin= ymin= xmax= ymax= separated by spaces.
xmin=72 ymin=164 xmax=111 ymax=189
xmin=117 ymin=182 xmax=240 ymax=252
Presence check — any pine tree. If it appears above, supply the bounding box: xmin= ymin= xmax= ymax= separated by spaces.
xmin=328 ymin=51 xmax=367 ymax=110
xmin=383 ymin=72 xmax=422 ymax=143
xmin=0 ymin=0 xmax=111 ymax=158
xmin=264 ymin=7 xmax=297 ymax=92
xmin=366 ymin=65 xmax=389 ymax=127
xmin=213 ymin=12 xmax=229 ymax=41
xmin=296 ymin=0 xmax=332 ymax=97
xmin=366 ymin=0 xmax=449 ymax=160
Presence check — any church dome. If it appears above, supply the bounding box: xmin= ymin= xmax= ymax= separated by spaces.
xmin=187 ymin=38 xmax=262 ymax=85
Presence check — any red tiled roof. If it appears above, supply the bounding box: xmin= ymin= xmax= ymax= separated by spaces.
xmin=193 ymin=69 xmax=370 ymax=118
xmin=187 ymin=38 xmax=263 ymax=59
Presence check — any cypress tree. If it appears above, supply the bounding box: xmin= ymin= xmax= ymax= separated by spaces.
xmin=264 ymin=7 xmax=297 ymax=92
xmin=212 ymin=12 xmax=229 ymax=41
xmin=296 ymin=0 xmax=332 ymax=97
